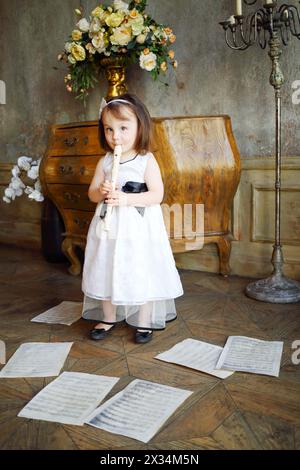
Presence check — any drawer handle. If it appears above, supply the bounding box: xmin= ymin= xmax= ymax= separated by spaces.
xmin=63 ymin=137 xmax=79 ymax=147
xmin=59 ymin=165 xmax=74 ymax=175
xmin=80 ymin=166 xmax=86 ymax=175
xmin=74 ymin=218 xmax=89 ymax=229
xmin=83 ymin=136 xmax=89 ymax=145
xmin=64 ymin=192 xmax=80 ymax=203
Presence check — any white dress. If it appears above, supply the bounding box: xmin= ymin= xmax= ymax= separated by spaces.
xmin=81 ymin=151 xmax=183 ymax=330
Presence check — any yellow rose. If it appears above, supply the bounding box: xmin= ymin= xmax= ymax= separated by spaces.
xmin=129 ymin=9 xmax=139 ymax=19
xmin=71 ymin=44 xmax=86 ymax=61
xmin=169 ymin=34 xmax=176 ymax=44
xmin=110 ymin=26 xmax=132 ymax=46
xmin=173 ymin=60 xmax=178 ymax=69
xmin=168 ymin=50 xmax=175 ymax=59
xmin=71 ymin=30 xmax=82 ymax=41
xmin=105 ymin=12 xmax=125 ymax=28
xmin=160 ymin=61 xmax=167 ymax=72
xmin=127 ymin=16 xmax=144 ymax=35
xmin=92 ymin=6 xmax=105 ymax=18
xmin=143 ymin=48 xmax=150 ymax=55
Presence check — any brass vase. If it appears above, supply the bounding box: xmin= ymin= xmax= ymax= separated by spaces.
xmin=100 ymin=56 xmax=128 ymax=99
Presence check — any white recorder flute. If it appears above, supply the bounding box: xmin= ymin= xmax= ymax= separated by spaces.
xmin=104 ymin=144 xmax=122 ymax=231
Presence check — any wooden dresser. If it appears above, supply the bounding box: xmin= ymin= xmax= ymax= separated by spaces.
xmin=40 ymin=116 xmax=241 ymax=276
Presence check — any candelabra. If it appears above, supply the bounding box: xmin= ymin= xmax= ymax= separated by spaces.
xmin=220 ymin=0 xmax=300 ymax=303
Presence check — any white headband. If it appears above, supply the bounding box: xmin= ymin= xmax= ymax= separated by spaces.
xmin=99 ymin=97 xmax=132 ymax=118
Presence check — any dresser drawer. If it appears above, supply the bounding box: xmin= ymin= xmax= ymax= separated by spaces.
xmin=43 ymin=156 xmax=101 ymax=184
xmin=47 ymin=184 xmax=96 ymax=211
xmin=64 ymin=209 xmax=94 ymax=236
xmin=51 ymin=125 xmax=102 ymax=155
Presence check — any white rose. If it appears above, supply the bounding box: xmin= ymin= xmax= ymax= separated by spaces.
xmin=17 ymin=156 xmax=32 ymax=171
xmin=68 ymin=55 xmax=76 ymax=65
xmin=113 ymin=0 xmax=129 ymax=11
xmin=77 ymin=18 xmax=90 ymax=32
xmin=136 ymin=33 xmax=146 ymax=44
xmin=139 ymin=51 xmax=157 ymax=71
xmin=3 ymin=196 xmax=11 ymax=203
xmin=91 ymin=32 xmax=106 ymax=52
xmin=90 ymin=17 xmax=101 ymax=33
xmin=64 ymin=42 xmax=73 ymax=53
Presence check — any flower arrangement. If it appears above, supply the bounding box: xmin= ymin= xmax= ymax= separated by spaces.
xmin=58 ymin=0 xmax=177 ymax=100
xmin=3 ymin=157 xmax=44 ymax=204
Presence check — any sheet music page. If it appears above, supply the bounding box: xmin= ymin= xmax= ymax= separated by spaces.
xmin=0 ymin=342 xmax=73 ymax=378
xmin=18 ymin=372 xmax=119 ymax=425
xmin=85 ymin=379 xmax=193 ymax=443
xmin=155 ymin=338 xmax=234 ymax=379
xmin=31 ymin=301 xmax=83 ymax=325
xmin=215 ymin=336 xmax=284 ymax=377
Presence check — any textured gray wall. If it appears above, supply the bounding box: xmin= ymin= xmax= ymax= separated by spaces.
xmin=1 ymin=0 xmax=300 ymax=163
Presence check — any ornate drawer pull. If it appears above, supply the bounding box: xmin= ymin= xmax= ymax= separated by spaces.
xmin=63 ymin=137 xmax=79 ymax=147
xmin=74 ymin=218 xmax=89 ymax=229
xmin=64 ymin=192 xmax=80 ymax=203
xmin=59 ymin=165 xmax=74 ymax=175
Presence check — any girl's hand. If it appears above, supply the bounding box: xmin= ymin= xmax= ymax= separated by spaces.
xmin=99 ymin=181 xmax=119 ymax=198
xmin=105 ymin=190 xmax=128 ymax=207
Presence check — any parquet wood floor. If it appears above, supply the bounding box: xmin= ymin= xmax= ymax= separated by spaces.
xmin=0 ymin=245 xmax=299 ymax=450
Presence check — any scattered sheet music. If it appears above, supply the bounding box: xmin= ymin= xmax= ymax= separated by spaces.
xmin=215 ymin=336 xmax=284 ymax=377
xmin=18 ymin=372 xmax=119 ymax=425
xmin=31 ymin=301 xmax=83 ymax=326
xmin=85 ymin=379 xmax=193 ymax=443
xmin=0 ymin=342 xmax=73 ymax=378
xmin=155 ymin=338 xmax=234 ymax=379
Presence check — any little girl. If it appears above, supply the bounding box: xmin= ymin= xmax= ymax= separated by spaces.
xmin=81 ymin=93 xmax=183 ymax=343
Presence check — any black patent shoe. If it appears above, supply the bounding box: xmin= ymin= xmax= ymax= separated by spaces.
xmin=90 ymin=324 xmax=116 ymax=341
xmin=135 ymin=330 xmax=153 ymax=344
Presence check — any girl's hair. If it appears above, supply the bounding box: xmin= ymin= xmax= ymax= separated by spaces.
xmin=98 ymin=93 xmax=152 ymax=155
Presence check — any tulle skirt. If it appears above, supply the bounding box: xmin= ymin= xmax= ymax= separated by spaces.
xmin=81 ymin=202 xmax=183 ymax=330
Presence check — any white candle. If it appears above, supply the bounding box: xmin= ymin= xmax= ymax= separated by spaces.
xmin=236 ymin=0 xmax=242 ymax=16
xmin=228 ymin=15 xmax=236 ymax=25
